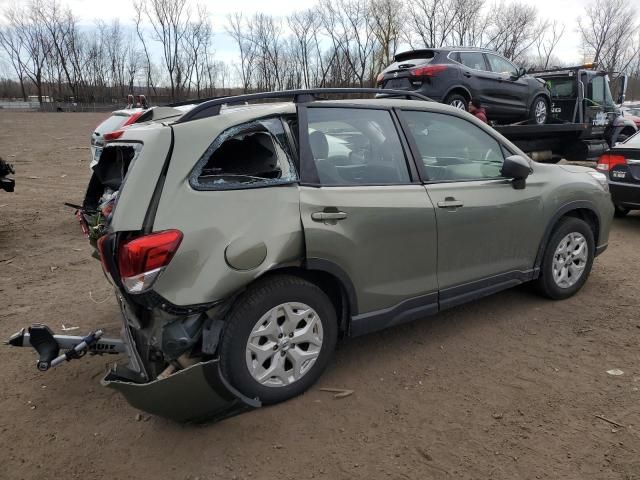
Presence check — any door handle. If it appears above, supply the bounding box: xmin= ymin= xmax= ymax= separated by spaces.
xmin=311 ymin=211 xmax=348 ymax=222
xmin=437 ymin=199 xmax=464 ymax=209
xmin=463 ymin=71 xmax=472 ymax=78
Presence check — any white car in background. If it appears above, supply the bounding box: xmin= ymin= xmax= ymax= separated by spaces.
xmin=90 ymin=108 xmax=144 ymax=169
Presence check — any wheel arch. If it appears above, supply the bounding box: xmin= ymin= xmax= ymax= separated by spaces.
xmin=528 ymin=92 xmax=551 ymax=112
xmin=443 ymin=86 xmax=472 ymax=104
xmin=534 ymin=201 xmax=601 ymax=271
xmin=255 ymin=259 xmax=357 ymax=335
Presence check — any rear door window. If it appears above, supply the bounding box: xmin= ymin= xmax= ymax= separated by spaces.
xmin=401 ymin=110 xmax=505 ymax=181
xmin=190 ymin=117 xmax=297 ymax=190
xmin=306 ymin=108 xmax=411 ymax=185
xmin=458 ymin=52 xmax=488 ymax=71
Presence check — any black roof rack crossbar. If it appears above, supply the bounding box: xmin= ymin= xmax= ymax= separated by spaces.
xmin=175 ymin=88 xmax=431 ymax=124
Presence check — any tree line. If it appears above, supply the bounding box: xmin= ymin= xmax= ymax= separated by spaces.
xmin=0 ymin=0 xmax=639 ymax=104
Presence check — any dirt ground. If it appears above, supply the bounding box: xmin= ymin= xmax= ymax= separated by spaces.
xmin=0 ymin=111 xmax=639 ymax=480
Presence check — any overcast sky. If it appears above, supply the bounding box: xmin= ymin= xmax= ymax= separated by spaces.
xmin=1 ymin=0 xmax=591 ymax=65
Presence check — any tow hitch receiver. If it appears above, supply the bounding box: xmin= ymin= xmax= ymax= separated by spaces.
xmin=6 ymin=324 xmax=124 ymax=371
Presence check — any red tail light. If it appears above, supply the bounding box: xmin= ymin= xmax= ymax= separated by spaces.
xmin=117 ymin=230 xmax=183 ymax=293
xmin=103 ymin=130 xmax=124 ymax=141
xmin=596 ymin=154 xmax=626 ymax=171
xmin=122 ymin=110 xmax=144 ymax=126
xmin=409 ymin=64 xmax=448 ymax=78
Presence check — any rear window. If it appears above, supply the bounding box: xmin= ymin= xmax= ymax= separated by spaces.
xmin=546 ymin=78 xmax=577 ymax=98
xmin=394 ymin=50 xmax=435 ymax=63
xmin=190 ymin=117 xmax=297 ymax=190
xmin=96 ymin=114 xmax=129 ymax=134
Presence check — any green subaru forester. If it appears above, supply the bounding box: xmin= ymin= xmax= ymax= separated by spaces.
xmin=69 ymin=90 xmax=615 ymax=420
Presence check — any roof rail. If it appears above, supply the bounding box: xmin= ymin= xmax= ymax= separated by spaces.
xmin=175 ymin=88 xmax=431 ymax=124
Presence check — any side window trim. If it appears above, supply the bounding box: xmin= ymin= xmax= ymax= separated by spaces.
xmin=397 ymin=109 xmax=508 ymax=184
xmin=299 ymin=104 xmax=416 ymax=187
xmin=189 ymin=116 xmax=299 ymax=191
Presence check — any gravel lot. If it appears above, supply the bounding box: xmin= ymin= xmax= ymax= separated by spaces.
xmin=0 ymin=112 xmax=639 ymax=480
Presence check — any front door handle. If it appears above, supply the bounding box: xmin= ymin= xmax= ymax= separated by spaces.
xmin=311 ymin=211 xmax=348 ymax=222
xmin=437 ymin=198 xmax=464 ymax=209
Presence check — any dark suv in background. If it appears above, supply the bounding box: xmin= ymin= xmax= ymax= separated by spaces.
xmin=377 ymin=47 xmax=551 ymax=125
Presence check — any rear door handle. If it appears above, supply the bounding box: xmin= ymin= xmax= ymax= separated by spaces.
xmin=311 ymin=211 xmax=348 ymax=221
xmin=437 ymin=199 xmax=464 ymax=209
xmin=463 ymin=71 xmax=472 ymax=78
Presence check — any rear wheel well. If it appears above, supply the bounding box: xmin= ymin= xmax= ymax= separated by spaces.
xmin=256 ymin=267 xmax=350 ymax=335
xmin=444 ymin=88 xmax=470 ymax=103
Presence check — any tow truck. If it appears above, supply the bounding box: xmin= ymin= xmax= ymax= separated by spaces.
xmin=495 ymin=63 xmax=637 ymax=162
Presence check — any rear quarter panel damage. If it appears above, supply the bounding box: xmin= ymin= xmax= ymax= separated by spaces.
xmin=150 ymin=107 xmax=304 ymax=306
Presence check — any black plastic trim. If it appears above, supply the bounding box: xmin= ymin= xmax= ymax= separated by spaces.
xmin=142 ymin=126 xmax=175 ymax=233
xmin=595 ymin=243 xmax=608 ymax=256
xmin=304 ymin=258 xmax=358 ymax=315
xmin=350 ymin=292 xmax=438 ymax=337
xmin=533 ymin=200 xmax=602 ymax=269
xmin=439 ymin=269 xmax=535 ymax=311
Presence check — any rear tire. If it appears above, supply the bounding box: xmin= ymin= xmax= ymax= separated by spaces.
xmin=444 ymin=93 xmax=468 ymax=111
xmin=219 ymin=275 xmax=338 ymax=405
xmin=535 ymin=217 xmax=595 ymax=300
xmin=529 ymin=96 xmax=549 ymax=125
xmin=614 ymin=205 xmax=630 ymax=217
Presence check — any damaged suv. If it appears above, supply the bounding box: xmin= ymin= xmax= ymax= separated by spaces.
xmin=11 ymin=89 xmax=614 ymax=422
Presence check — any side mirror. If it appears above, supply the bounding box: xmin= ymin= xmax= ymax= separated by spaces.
xmin=501 ymin=155 xmax=530 ymax=189
xmin=518 ymin=67 xmax=527 ymax=77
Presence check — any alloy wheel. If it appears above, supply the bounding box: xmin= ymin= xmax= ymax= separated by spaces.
xmin=552 ymin=232 xmax=588 ymax=288
xmin=535 ymin=99 xmax=547 ymax=124
xmin=245 ymin=302 xmax=324 ymax=387
xmin=449 ymin=99 xmax=467 ymax=110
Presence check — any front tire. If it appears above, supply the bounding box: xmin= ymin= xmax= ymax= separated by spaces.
xmin=530 ymin=96 xmax=549 ymax=125
xmin=219 ymin=275 xmax=338 ymax=405
xmin=535 ymin=217 xmax=595 ymax=300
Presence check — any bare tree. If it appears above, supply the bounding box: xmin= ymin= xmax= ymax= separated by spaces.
xmin=535 ymin=21 xmax=565 ymax=69
xmin=483 ymin=2 xmax=548 ymax=62
xmin=578 ymin=0 xmax=639 ymax=72
xmin=451 ymin=0 xmax=486 ymax=46
xmin=0 ymin=20 xmax=29 ymax=100
xmin=318 ymin=0 xmax=377 ymax=86
xmin=370 ymin=0 xmax=402 ymax=72
xmin=226 ymin=13 xmax=256 ymax=92
xmin=136 ymin=0 xmax=191 ymax=101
